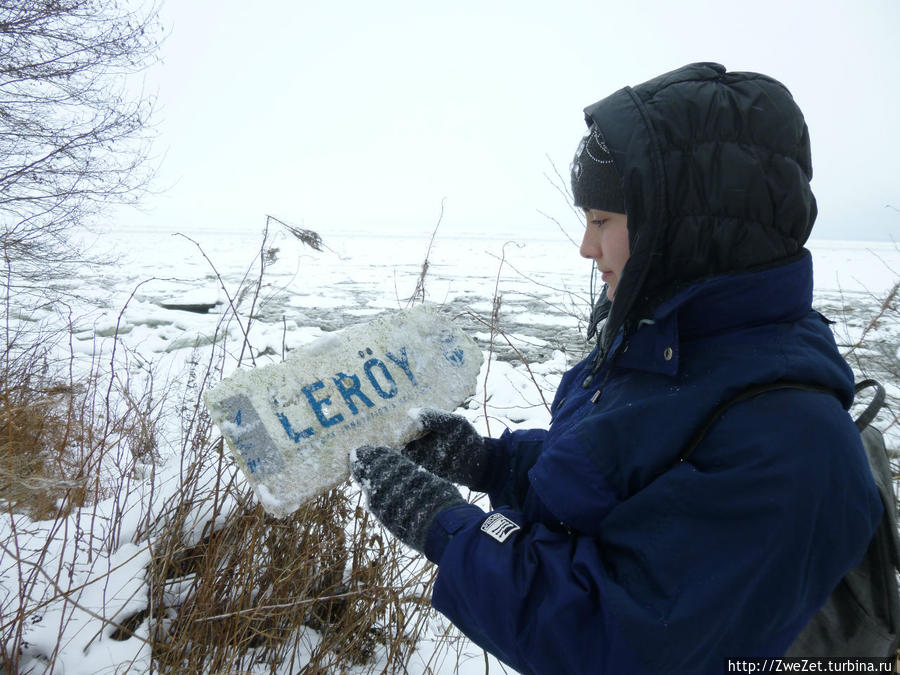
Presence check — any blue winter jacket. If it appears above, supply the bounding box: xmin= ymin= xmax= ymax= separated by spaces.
xmin=419 ymin=63 xmax=883 ymax=674
xmin=423 ymin=252 xmax=882 ymax=674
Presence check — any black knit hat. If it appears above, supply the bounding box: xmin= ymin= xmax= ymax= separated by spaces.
xmin=570 ymin=125 xmax=625 ymax=214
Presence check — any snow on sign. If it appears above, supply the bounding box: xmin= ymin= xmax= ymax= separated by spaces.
xmin=204 ymin=304 xmax=483 ymax=517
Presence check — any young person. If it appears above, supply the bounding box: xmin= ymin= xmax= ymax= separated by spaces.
xmin=350 ymin=62 xmax=882 ymax=674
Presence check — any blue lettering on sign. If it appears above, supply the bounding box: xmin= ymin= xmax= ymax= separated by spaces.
xmin=302 ymin=380 xmax=345 ymax=427
xmin=363 ymin=358 xmax=398 ymax=399
xmin=445 ymin=347 xmax=464 ymax=365
xmin=386 ymin=347 xmax=418 ymax=385
xmin=276 ymin=411 xmax=314 ymax=441
xmin=439 ymin=331 xmax=465 ymax=367
xmin=286 ymin=346 xmax=424 ymax=435
xmin=273 ymin=396 xmax=315 ymax=441
xmin=333 ymin=372 xmax=375 ymax=414
xmin=232 ymin=408 xmax=253 ymax=459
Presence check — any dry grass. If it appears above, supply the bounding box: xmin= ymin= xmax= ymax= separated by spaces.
xmin=0 ymin=329 xmax=160 ymax=522
xmin=0 ymin=376 xmax=432 ymax=671
xmin=0 ymin=373 xmax=78 ymax=522
xmin=136 ymin=371 xmax=433 ymax=673
xmin=145 ymin=487 xmax=427 ymax=672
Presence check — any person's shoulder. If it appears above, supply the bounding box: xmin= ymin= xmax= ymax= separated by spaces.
xmin=699 ymin=386 xmax=863 ymax=476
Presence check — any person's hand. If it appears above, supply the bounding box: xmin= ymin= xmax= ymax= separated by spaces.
xmin=350 ymin=445 xmax=465 ymax=555
xmin=402 ymin=408 xmax=491 ymax=490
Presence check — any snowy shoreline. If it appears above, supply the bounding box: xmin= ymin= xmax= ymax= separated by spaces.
xmin=3 ymin=224 xmax=897 ymax=674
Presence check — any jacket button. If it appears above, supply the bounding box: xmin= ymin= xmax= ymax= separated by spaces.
xmin=663 ymin=347 xmax=673 ymax=361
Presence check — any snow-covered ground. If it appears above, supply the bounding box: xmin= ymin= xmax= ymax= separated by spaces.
xmin=3 ymin=221 xmax=898 ymax=674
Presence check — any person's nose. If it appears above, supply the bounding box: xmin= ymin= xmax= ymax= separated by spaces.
xmin=580 ymin=226 xmax=599 ymax=260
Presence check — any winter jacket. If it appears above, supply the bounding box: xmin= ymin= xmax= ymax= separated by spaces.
xmin=422 ymin=63 xmax=883 ymax=675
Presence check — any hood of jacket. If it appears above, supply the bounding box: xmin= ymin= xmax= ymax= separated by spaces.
xmin=582 ymin=62 xmax=817 ymax=357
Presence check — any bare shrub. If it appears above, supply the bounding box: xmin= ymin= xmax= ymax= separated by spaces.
xmin=0 ymin=0 xmax=163 ymax=306
xmin=0 ymin=333 xmax=172 ymax=671
xmin=143 ymin=467 xmax=429 ymax=672
xmin=407 ymin=200 xmax=445 ymax=307
xmin=836 ymin=269 xmax=900 ymax=451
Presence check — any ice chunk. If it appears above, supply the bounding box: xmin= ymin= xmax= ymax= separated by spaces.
xmin=204 ymin=304 xmax=483 ymax=517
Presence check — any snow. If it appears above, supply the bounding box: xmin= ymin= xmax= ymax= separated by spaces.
xmin=808 ymin=239 xmax=900 ymax=294
xmin=3 ymin=221 xmax=898 ymax=674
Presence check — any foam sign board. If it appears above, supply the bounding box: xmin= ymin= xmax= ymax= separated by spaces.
xmin=204 ymin=304 xmax=483 ymax=517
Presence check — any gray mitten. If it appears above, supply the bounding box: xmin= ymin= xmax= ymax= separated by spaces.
xmin=402 ymin=408 xmax=492 ymax=490
xmin=350 ymin=444 xmax=466 ymax=555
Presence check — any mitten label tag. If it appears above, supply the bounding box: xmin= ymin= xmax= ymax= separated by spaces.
xmin=480 ymin=513 xmax=521 ymax=543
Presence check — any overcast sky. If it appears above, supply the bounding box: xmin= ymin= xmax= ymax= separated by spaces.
xmin=121 ymin=0 xmax=899 ymax=242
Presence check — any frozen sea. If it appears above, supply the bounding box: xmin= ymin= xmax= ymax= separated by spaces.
xmin=71 ymin=221 xmax=900 ymax=366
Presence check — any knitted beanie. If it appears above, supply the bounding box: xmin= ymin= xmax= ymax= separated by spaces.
xmin=570 ymin=125 xmax=625 ymax=214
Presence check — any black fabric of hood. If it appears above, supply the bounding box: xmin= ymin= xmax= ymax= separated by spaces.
xmin=582 ymin=62 xmax=817 ymax=358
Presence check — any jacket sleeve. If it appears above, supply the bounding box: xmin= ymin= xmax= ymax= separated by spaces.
xmin=424 ymin=502 xmax=652 ymax=675
xmin=423 ymin=391 xmax=883 ymax=675
xmin=475 ymin=350 xmax=591 ymax=507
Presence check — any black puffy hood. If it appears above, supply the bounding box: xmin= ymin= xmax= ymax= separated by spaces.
xmin=582 ymin=63 xmax=817 ymax=356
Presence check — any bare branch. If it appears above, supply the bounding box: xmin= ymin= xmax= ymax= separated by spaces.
xmin=1 ymin=0 xmax=162 ymax=304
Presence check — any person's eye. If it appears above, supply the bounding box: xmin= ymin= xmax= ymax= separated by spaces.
xmin=592 ymin=218 xmax=608 ymax=226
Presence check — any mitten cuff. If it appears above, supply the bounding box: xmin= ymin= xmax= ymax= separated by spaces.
xmin=471 ymin=437 xmax=512 ymax=493
xmin=484 ymin=430 xmax=546 ymax=508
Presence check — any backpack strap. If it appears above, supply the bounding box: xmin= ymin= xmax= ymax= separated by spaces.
xmin=854 ymin=379 xmax=886 ymax=432
xmin=678 ymin=381 xmax=837 ymax=465
xmin=679 ymin=378 xmax=897 ymax=573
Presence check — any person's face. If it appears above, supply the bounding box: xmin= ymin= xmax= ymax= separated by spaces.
xmin=580 ymin=209 xmax=630 ymax=301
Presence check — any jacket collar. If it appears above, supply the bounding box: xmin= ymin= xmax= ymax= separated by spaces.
xmin=614 ymin=250 xmax=814 ymax=376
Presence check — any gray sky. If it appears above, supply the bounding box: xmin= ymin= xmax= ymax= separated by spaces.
xmin=123 ymin=0 xmax=900 ymax=241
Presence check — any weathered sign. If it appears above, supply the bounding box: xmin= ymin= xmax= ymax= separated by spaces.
xmin=204 ymin=305 xmax=483 ymax=517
